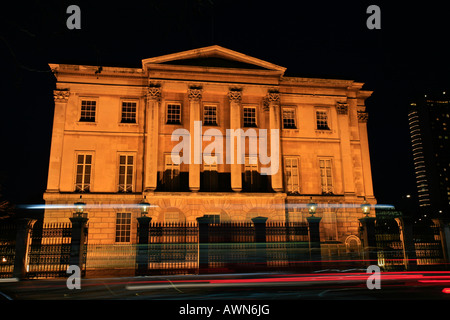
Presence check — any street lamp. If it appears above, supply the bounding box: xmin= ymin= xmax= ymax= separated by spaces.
xmin=138 ymin=196 xmax=150 ymax=217
xmin=361 ymin=198 xmax=371 ymax=217
xmin=307 ymin=197 xmax=318 ymax=216
xmin=74 ymin=196 xmax=86 ymax=218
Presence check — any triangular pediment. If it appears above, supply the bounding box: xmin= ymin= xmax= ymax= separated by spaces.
xmin=142 ymin=45 xmax=286 ymax=73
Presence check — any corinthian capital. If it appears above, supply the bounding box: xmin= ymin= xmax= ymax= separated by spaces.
xmin=357 ymin=110 xmax=369 ymax=123
xmin=53 ymin=89 xmax=70 ymax=103
xmin=266 ymin=90 xmax=280 ymax=105
xmin=336 ymin=102 xmax=349 ymax=115
xmin=147 ymin=85 xmax=162 ymax=101
xmin=188 ymin=86 xmax=203 ymax=101
xmin=227 ymin=89 xmax=242 ymax=103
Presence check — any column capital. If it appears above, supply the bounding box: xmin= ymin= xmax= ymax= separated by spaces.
xmin=147 ymin=85 xmax=162 ymax=101
xmin=188 ymin=86 xmax=203 ymax=101
xmin=336 ymin=102 xmax=349 ymax=115
xmin=266 ymin=91 xmax=280 ymax=105
xmin=53 ymin=89 xmax=70 ymax=103
xmin=357 ymin=110 xmax=369 ymax=123
xmin=227 ymin=88 xmax=242 ymax=103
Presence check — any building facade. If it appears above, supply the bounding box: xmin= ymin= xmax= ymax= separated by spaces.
xmin=408 ymin=92 xmax=450 ymax=218
xmin=44 ymin=45 xmax=376 ymax=246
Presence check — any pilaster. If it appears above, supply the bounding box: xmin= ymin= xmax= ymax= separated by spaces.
xmin=144 ymin=85 xmax=161 ymax=192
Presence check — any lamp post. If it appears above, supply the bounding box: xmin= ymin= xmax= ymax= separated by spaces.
xmin=307 ymin=197 xmax=318 ymax=217
xmin=138 ymin=196 xmax=150 ymax=217
xmin=74 ymin=196 xmax=86 ymax=218
xmin=136 ymin=196 xmax=152 ymax=276
xmin=361 ymin=198 xmax=371 ymax=217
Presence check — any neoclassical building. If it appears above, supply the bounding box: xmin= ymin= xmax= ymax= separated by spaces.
xmin=44 ymin=45 xmax=376 ymax=246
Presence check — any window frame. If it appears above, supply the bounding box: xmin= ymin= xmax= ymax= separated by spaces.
xmin=166 ymin=102 xmax=182 ymax=125
xmin=284 ymin=156 xmax=300 ymax=194
xmin=282 ymin=107 xmax=297 ymax=129
xmin=315 ymin=108 xmax=331 ymax=131
xmin=202 ymin=103 xmax=219 ymax=126
xmin=115 ymin=212 xmax=131 ymax=243
xmin=118 ymin=154 xmax=135 ymax=193
xmin=74 ymin=152 xmax=94 ymax=192
xmin=78 ymin=97 xmax=98 ymax=123
xmin=120 ymin=99 xmax=138 ymax=124
xmin=242 ymin=105 xmax=258 ymax=128
xmin=319 ymin=157 xmax=334 ymax=194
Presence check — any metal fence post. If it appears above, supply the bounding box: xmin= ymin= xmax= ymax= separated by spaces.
xmin=252 ymin=217 xmax=268 ymax=268
xmin=358 ymin=217 xmax=377 ymax=266
xmin=197 ymin=216 xmax=212 ymax=273
xmin=12 ymin=218 xmax=36 ymax=280
xmin=69 ymin=216 xmax=89 ymax=272
xmin=307 ymin=216 xmax=322 ymax=269
xmin=395 ymin=217 xmax=417 ymax=271
xmin=136 ymin=216 xmax=152 ymax=276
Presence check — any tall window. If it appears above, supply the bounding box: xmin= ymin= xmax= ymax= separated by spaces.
xmin=115 ymin=212 xmax=131 ymax=243
xmin=316 ymin=110 xmax=330 ymax=130
xmin=121 ymin=101 xmax=137 ymax=123
xmin=75 ymin=154 xmax=92 ymax=192
xmin=164 ymin=154 xmax=180 ymax=191
xmin=203 ymin=105 xmax=217 ymax=126
xmin=80 ymin=100 xmax=96 ymax=122
xmin=118 ymin=155 xmax=134 ymax=192
xmin=319 ymin=158 xmax=333 ymax=194
xmin=244 ymin=156 xmax=259 ymax=191
xmin=282 ymin=107 xmax=297 ymax=129
xmin=167 ymin=103 xmax=181 ymax=124
xmin=243 ymin=106 xmax=257 ymax=127
xmin=202 ymin=155 xmax=218 ymax=191
xmin=284 ymin=157 xmax=300 ymax=193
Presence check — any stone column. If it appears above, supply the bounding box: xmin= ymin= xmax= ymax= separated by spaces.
xmin=46 ymin=89 xmax=69 ymax=192
xmin=13 ymin=219 xmax=36 ymax=279
xmin=395 ymin=217 xmax=417 ymax=271
xmin=197 ymin=215 xmax=212 ymax=272
xmin=136 ymin=216 xmax=152 ymax=276
xmin=188 ymin=87 xmax=203 ymax=192
xmin=358 ymin=216 xmax=377 ymax=265
xmin=228 ymin=89 xmax=242 ymax=192
xmin=69 ymin=215 xmax=89 ymax=270
xmin=252 ymin=216 xmax=268 ymax=267
xmin=357 ymin=109 xmax=374 ymax=198
xmin=143 ymin=85 xmax=161 ymax=192
xmin=307 ymin=216 xmax=322 ymax=267
xmin=336 ymin=102 xmax=356 ymax=195
xmin=267 ymin=91 xmax=283 ymax=192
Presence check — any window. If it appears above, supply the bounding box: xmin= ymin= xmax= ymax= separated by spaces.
xmin=243 ymin=106 xmax=257 ymax=127
xmin=243 ymin=156 xmax=261 ymax=192
xmin=75 ymin=154 xmax=92 ymax=192
xmin=115 ymin=212 xmax=131 ymax=243
xmin=163 ymin=154 xmax=181 ymax=191
xmin=121 ymin=101 xmax=137 ymax=123
xmin=167 ymin=103 xmax=181 ymax=124
xmin=118 ymin=155 xmax=134 ymax=192
xmin=203 ymin=105 xmax=217 ymax=126
xmin=282 ymin=107 xmax=297 ymax=129
xmin=202 ymin=155 xmax=218 ymax=191
xmin=316 ymin=110 xmax=330 ymax=130
xmin=203 ymin=155 xmax=218 ymax=171
xmin=80 ymin=100 xmax=96 ymax=122
xmin=284 ymin=157 xmax=300 ymax=193
xmin=319 ymin=158 xmax=333 ymax=194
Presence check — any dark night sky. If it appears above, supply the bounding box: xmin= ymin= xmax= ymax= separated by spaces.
xmin=1 ymin=0 xmax=449 ymax=211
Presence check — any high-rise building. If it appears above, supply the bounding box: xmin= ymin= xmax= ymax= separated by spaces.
xmin=408 ymin=91 xmax=450 ymax=218
xmin=44 ymin=45 xmax=376 ymax=246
